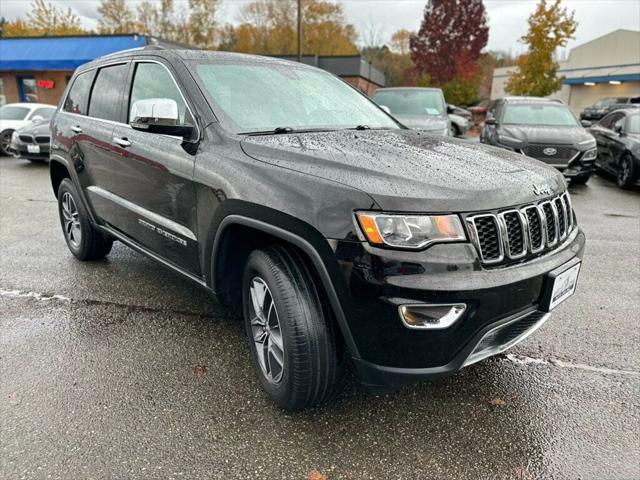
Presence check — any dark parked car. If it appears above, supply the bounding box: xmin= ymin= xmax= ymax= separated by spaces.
xmin=371 ymin=87 xmax=451 ymax=136
xmin=9 ymin=118 xmax=51 ymax=162
xmin=49 ymin=49 xmax=585 ymax=410
xmin=481 ymin=97 xmax=597 ymax=184
xmin=580 ymin=96 xmax=640 ymax=123
xmin=589 ymin=109 xmax=640 ymax=188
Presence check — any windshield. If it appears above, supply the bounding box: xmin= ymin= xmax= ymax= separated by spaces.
xmin=372 ymin=89 xmax=446 ymax=116
xmin=628 ymin=114 xmax=640 ymax=134
xmin=0 ymin=106 xmax=30 ymax=121
xmin=593 ymin=98 xmax=626 ymax=108
xmin=193 ymin=62 xmax=399 ymax=134
xmin=502 ymin=104 xmax=579 ymax=126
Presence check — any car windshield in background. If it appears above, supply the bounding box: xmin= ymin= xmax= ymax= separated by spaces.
xmin=502 ymin=104 xmax=579 ymax=126
xmin=628 ymin=114 xmax=640 ymax=134
xmin=194 ymin=62 xmax=399 ymax=134
xmin=0 ymin=106 xmax=30 ymax=120
xmin=372 ymin=90 xmax=445 ymax=116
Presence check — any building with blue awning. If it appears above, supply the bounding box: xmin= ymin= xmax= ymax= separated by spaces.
xmin=0 ymin=34 xmax=180 ymax=105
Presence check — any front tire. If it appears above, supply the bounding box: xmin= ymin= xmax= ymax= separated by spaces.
xmin=617 ymin=155 xmax=636 ymax=189
xmin=0 ymin=129 xmax=14 ymax=156
xmin=57 ymin=178 xmax=113 ymax=260
xmin=242 ymin=245 xmax=344 ymax=411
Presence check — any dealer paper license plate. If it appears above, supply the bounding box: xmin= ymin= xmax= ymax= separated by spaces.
xmin=547 ymin=262 xmax=581 ymax=310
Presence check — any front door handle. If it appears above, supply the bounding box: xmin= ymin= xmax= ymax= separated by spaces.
xmin=70 ymin=125 xmax=82 ymax=134
xmin=113 ymin=137 xmax=131 ymax=148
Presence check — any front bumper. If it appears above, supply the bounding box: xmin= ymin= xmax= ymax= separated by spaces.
xmin=334 ymin=227 xmax=585 ymax=390
xmin=11 ymin=142 xmax=50 ymax=160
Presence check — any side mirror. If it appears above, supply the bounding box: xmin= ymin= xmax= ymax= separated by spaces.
xmin=485 ymin=117 xmax=497 ymax=126
xmin=130 ymin=98 xmax=193 ymax=138
xmin=31 ymin=115 xmax=44 ymax=122
xmin=580 ymin=120 xmax=592 ymax=128
xmin=446 ymin=105 xmax=454 ymax=114
xmin=379 ymin=105 xmax=391 ymax=115
xmin=614 ymin=124 xmax=624 ymax=135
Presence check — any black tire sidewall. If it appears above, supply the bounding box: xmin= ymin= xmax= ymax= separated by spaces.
xmin=57 ymin=178 xmax=99 ymax=259
xmin=0 ymin=130 xmax=14 ymax=156
xmin=242 ymin=253 xmax=297 ymax=406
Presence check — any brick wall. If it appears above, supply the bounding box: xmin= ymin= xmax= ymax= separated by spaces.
xmin=1 ymin=71 xmax=73 ymax=106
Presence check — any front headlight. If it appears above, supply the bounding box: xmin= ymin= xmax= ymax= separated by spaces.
xmin=356 ymin=212 xmax=466 ymax=249
xmin=582 ymin=148 xmax=597 ymax=161
xmin=577 ymin=138 xmax=596 ymax=148
xmin=11 ymin=131 xmax=19 ymax=142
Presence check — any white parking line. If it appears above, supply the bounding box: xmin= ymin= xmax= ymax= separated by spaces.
xmin=0 ymin=288 xmax=71 ymax=303
xmin=506 ymin=353 xmax=640 ymax=376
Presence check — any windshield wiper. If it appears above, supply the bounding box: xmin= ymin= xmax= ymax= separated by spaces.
xmin=354 ymin=124 xmax=370 ymax=130
xmin=239 ymin=126 xmax=294 ymax=136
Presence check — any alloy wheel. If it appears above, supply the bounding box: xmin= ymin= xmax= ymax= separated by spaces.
xmin=0 ymin=132 xmax=11 ymax=154
xmin=61 ymin=192 xmax=82 ymax=248
xmin=249 ymin=277 xmax=285 ymax=384
xmin=619 ymin=158 xmax=630 ymax=185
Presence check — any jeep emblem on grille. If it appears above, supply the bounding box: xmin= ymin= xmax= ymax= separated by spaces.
xmin=543 ymin=147 xmax=557 ymax=156
xmin=533 ymin=183 xmax=552 ymax=196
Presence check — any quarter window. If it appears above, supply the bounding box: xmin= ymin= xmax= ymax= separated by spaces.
xmin=88 ymin=64 xmax=128 ymax=122
xmin=64 ymin=71 xmax=96 ymax=115
xmin=129 ymin=63 xmax=190 ymax=125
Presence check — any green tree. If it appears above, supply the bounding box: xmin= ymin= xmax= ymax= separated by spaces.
xmin=506 ymin=0 xmax=577 ymax=96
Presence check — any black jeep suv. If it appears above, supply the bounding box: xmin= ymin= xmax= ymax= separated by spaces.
xmin=50 ymin=49 xmax=585 ymax=410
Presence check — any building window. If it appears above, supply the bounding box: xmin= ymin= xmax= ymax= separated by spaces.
xmin=17 ymin=76 xmax=38 ymax=102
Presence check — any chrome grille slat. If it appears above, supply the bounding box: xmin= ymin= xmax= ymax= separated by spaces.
xmin=467 ymin=193 xmax=574 ymax=266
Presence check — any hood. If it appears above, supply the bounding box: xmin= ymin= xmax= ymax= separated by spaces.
xmin=393 ymin=114 xmax=448 ymax=133
xmin=0 ymin=119 xmax=29 ymax=131
xmin=499 ymin=125 xmax=594 ymax=148
xmin=240 ymin=129 xmax=565 ymax=212
xmin=18 ymin=118 xmax=51 ymax=135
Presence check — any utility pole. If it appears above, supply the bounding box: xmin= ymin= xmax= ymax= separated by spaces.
xmin=297 ymin=0 xmax=302 ymax=62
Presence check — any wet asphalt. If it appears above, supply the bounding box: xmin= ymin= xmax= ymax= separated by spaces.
xmin=1 ymin=155 xmax=639 ymax=480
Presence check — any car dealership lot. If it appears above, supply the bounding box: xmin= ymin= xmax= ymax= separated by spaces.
xmin=1 ymin=156 xmax=639 ymax=479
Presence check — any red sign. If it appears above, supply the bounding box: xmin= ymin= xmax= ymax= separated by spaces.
xmin=36 ymin=79 xmax=55 ymax=89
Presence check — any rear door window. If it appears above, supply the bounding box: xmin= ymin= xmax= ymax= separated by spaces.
xmin=88 ymin=64 xmax=129 ymax=122
xmin=63 ymin=70 xmax=96 ymax=115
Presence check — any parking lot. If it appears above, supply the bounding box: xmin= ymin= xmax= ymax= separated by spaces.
xmin=1 ymin=155 xmax=639 ymax=479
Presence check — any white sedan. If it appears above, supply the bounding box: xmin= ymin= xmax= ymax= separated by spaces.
xmin=0 ymin=103 xmax=56 ymax=155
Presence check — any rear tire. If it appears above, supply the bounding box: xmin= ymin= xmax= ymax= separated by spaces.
xmin=617 ymin=155 xmax=636 ymax=189
xmin=57 ymin=178 xmax=113 ymax=261
xmin=242 ymin=245 xmax=345 ymax=411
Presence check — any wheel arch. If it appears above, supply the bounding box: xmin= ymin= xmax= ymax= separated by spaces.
xmin=209 ymin=213 xmax=360 ymax=358
xmin=49 ymin=157 xmax=71 ymax=197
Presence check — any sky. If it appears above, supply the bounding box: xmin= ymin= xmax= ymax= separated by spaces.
xmin=1 ymin=0 xmax=639 ymax=55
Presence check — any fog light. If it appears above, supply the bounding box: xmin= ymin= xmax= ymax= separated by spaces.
xmin=399 ymin=304 xmax=467 ymax=330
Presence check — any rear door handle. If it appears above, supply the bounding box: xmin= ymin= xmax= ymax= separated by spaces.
xmin=70 ymin=125 xmax=82 ymax=134
xmin=113 ymin=137 xmax=131 ymax=148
